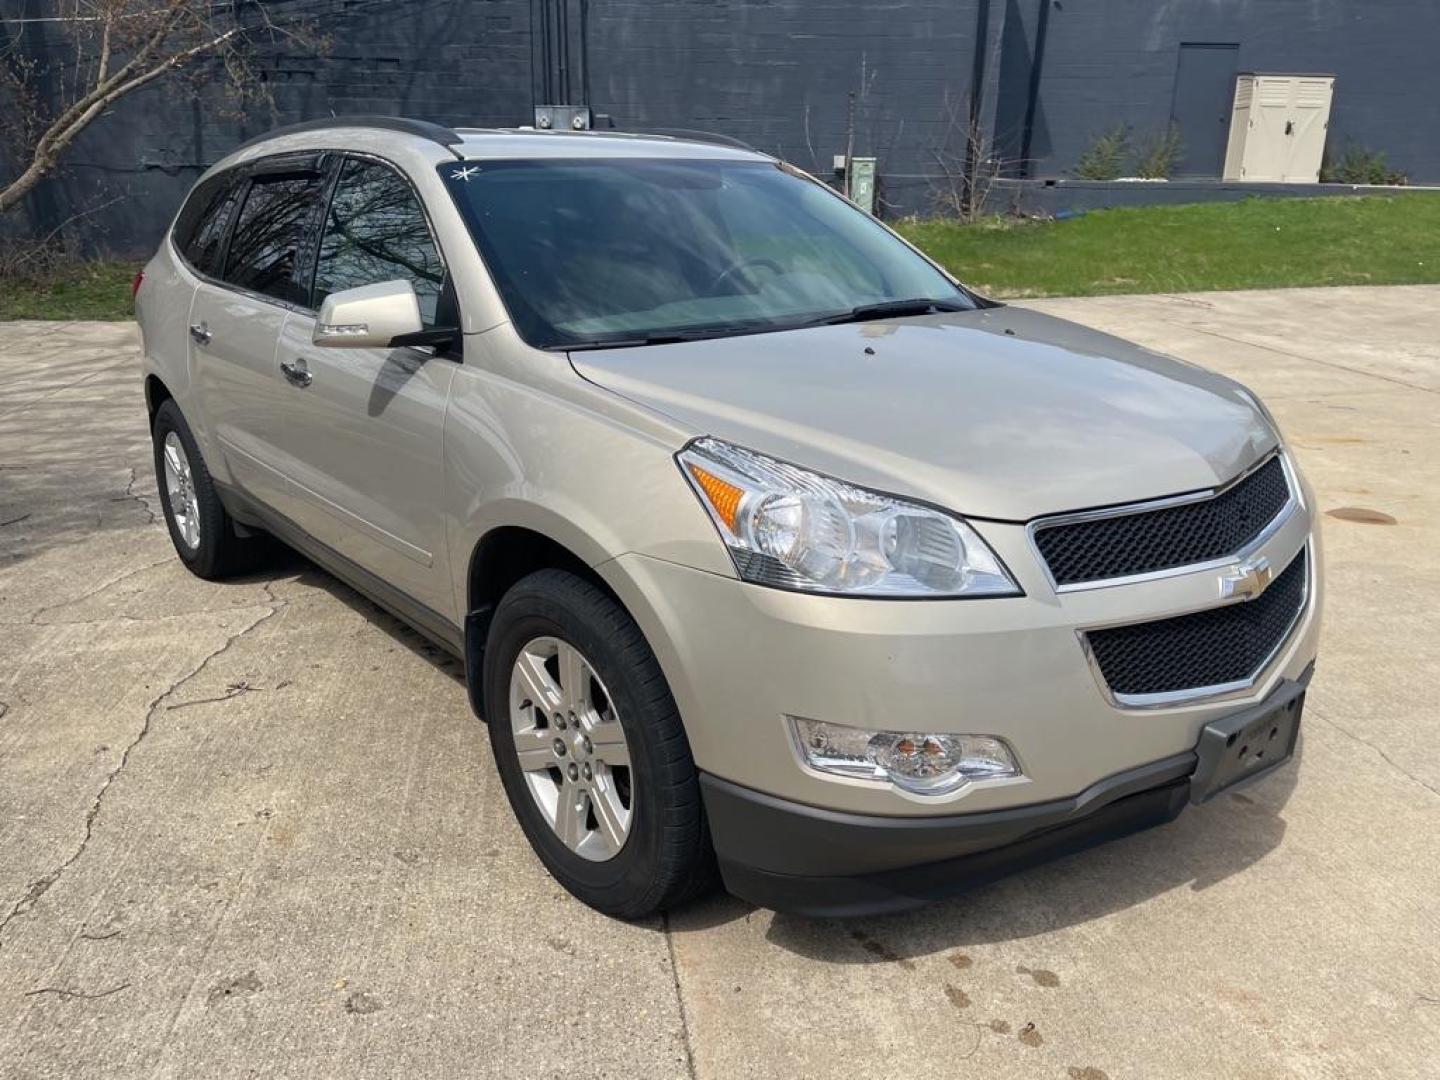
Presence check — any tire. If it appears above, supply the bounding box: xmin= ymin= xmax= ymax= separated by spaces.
xmin=483 ymin=569 xmax=716 ymax=918
xmin=151 ymin=399 xmax=263 ymax=579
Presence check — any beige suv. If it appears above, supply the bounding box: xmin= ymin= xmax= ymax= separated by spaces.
xmin=135 ymin=117 xmax=1321 ymax=917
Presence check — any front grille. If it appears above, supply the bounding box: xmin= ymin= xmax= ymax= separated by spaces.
xmin=1086 ymin=548 xmax=1307 ymax=700
xmin=1035 ymin=455 xmax=1291 ymax=587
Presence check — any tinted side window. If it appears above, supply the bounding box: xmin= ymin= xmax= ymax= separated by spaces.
xmin=313 ymin=159 xmax=446 ymax=326
xmin=174 ymin=172 xmax=240 ymax=275
xmin=223 ymin=171 xmax=327 ymax=304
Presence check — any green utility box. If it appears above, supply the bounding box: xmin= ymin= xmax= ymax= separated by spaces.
xmin=848 ymin=157 xmax=877 ymax=215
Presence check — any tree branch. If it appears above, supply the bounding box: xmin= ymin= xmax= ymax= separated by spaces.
xmin=2 ymin=0 xmax=324 ymax=216
xmin=96 ymin=10 xmax=113 ymax=85
xmin=0 ymin=16 xmax=240 ymax=213
xmin=36 ymin=4 xmax=183 ymax=153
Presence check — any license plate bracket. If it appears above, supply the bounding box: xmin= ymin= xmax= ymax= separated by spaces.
xmin=1190 ymin=682 xmax=1304 ymax=804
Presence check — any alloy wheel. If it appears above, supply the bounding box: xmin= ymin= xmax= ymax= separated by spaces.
xmin=508 ymin=636 xmax=634 ymax=862
xmin=162 ymin=431 xmax=201 ymax=550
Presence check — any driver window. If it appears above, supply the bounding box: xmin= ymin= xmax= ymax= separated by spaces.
xmin=312 ymin=158 xmax=447 ymax=327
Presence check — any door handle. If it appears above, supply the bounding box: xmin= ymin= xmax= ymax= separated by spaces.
xmin=188 ymin=322 xmax=212 ymax=346
xmin=279 ymin=360 xmax=312 ymax=388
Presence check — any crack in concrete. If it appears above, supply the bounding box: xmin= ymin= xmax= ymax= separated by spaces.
xmin=661 ymin=911 xmax=699 ymax=1080
xmin=1156 ymin=293 xmax=1217 ymax=309
xmin=1309 ymin=705 xmax=1440 ymax=801
xmin=24 ymin=981 xmax=131 ymax=1002
xmin=1171 ymin=321 xmax=1440 ymax=397
xmin=25 ymin=557 xmax=173 ymax=625
xmin=8 ymin=599 xmax=286 ymax=629
xmin=114 ymin=467 xmax=160 ymax=526
xmin=164 ymin=681 xmax=264 ymax=712
xmin=0 ymin=356 xmax=134 ymax=423
xmin=0 ymin=589 xmax=287 ymax=949
xmin=4 ymin=594 xmax=294 ymax=629
xmin=0 ymin=615 xmax=144 ymax=628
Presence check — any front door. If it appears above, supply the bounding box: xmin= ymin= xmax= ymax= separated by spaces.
xmin=268 ymin=156 xmax=459 ymax=620
xmin=1170 ymin=43 xmax=1240 ymax=178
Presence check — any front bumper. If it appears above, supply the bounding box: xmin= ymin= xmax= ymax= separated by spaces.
xmin=601 ymin=492 xmax=1319 ymax=820
xmin=703 ymin=671 xmax=1309 ymax=916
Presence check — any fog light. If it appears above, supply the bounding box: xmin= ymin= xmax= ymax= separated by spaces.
xmin=789 ymin=717 xmax=1021 ymax=795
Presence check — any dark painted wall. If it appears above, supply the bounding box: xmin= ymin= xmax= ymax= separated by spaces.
xmin=3 ymin=0 xmax=1436 ymax=256
xmin=1028 ymin=0 xmax=1440 ymax=184
xmin=584 ymin=0 xmax=990 ymax=201
xmin=2 ymin=0 xmax=535 ymax=255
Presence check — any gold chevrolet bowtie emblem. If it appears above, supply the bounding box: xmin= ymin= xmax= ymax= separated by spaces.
xmin=1219 ymin=556 xmax=1273 ymax=601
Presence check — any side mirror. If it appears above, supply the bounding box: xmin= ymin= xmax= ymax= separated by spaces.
xmin=312 ymin=280 xmax=423 ymax=348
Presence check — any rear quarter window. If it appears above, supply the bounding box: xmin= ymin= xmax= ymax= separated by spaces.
xmin=172 ymin=171 xmax=242 ymax=277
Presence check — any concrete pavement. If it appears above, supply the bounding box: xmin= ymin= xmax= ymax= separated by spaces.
xmin=1 ymin=286 xmax=1437 ymax=1079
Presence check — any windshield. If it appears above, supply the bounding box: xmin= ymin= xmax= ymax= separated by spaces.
xmin=439 ymin=158 xmax=975 ymax=349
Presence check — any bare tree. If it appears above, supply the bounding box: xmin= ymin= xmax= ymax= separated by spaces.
xmin=0 ymin=0 xmax=324 ymax=214
xmin=927 ymin=91 xmax=1029 ymax=223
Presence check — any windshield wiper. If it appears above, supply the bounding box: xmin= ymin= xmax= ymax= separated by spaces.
xmin=559 ymin=336 xmax=680 ymax=351
xmin=810 ymin=297 xmax=972 ymax=327
xmin=555 ymin=323 xmax=790 ymax=352
xmin=553 ymin=300 xmax=972 ymax=351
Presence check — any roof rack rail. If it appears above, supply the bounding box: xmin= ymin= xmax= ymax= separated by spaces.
xmin=232 ymin=116 xmax=464 ymax=155
xmin=634 ymin=128 xmax=759 ymax=153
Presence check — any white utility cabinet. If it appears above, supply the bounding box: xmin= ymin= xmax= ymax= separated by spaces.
xmin=1223 ymin=74 xmax=1335 ymax=182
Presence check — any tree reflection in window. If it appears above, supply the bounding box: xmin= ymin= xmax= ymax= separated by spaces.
xmin=223 ymin=172 xmax=326 ymax=304
xmin=176 ymin=172 xmax=241 ymax=276
xmin=313 ymin=160 xmax=446 ymax=327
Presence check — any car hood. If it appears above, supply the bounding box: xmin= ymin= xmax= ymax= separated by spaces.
xmin=570 ymin=306 xmax=1276 ymax=521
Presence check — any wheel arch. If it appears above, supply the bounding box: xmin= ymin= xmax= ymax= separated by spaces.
xmin=462 ymin=521 xmax=631 ymax=721
xmin=144 ymin=373 xmax=174 ymax=424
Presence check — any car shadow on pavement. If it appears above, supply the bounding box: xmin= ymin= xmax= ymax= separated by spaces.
xmin=675 ymin=743 xmax=1301 ymax=958
xmin=258 ymin=546 xmax=468 ymax=690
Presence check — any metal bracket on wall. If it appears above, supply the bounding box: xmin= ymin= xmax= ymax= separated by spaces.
xmin=534 ymin=105 xmax=593 ymax=131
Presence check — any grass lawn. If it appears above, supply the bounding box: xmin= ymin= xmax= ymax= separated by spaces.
xmin=894 ymin=193 xmax=1440 ymax=299
xmin=1 ymin=193 xmax=1436 ymax=319
xmin=0 ymin=259 xmax=140 ymax=320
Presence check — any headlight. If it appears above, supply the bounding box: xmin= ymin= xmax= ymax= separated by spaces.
xmin=678 ymin=437 xmax=1019 ymax=597
xmin=790 ymin=717 xmax=1021 ymax=794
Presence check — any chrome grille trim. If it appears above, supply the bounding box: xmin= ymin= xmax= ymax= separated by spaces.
xmin=1027 ymin=450 xmax=1298 ymax=594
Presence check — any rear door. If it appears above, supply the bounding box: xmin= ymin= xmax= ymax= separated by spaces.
xmin=270 ymin=155 xmax=459 ymax=619
xmin=160 ymin=172 xmax=235 ymax=395
xmin=143 ymin=172 xmax=231 ymax=457
xmin=190 ymin=154 xmax=332 ymax=518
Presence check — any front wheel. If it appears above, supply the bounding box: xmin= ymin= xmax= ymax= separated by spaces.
xmin=483 ymin=569 xmax=715 ymax=917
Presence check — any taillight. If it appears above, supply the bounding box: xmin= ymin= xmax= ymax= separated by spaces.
xmin=131 ymin=269 xmax=144 ymax=300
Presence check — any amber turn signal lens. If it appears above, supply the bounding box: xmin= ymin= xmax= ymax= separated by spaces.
xmin=687 ymin=463 xmax=744 ymax=533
